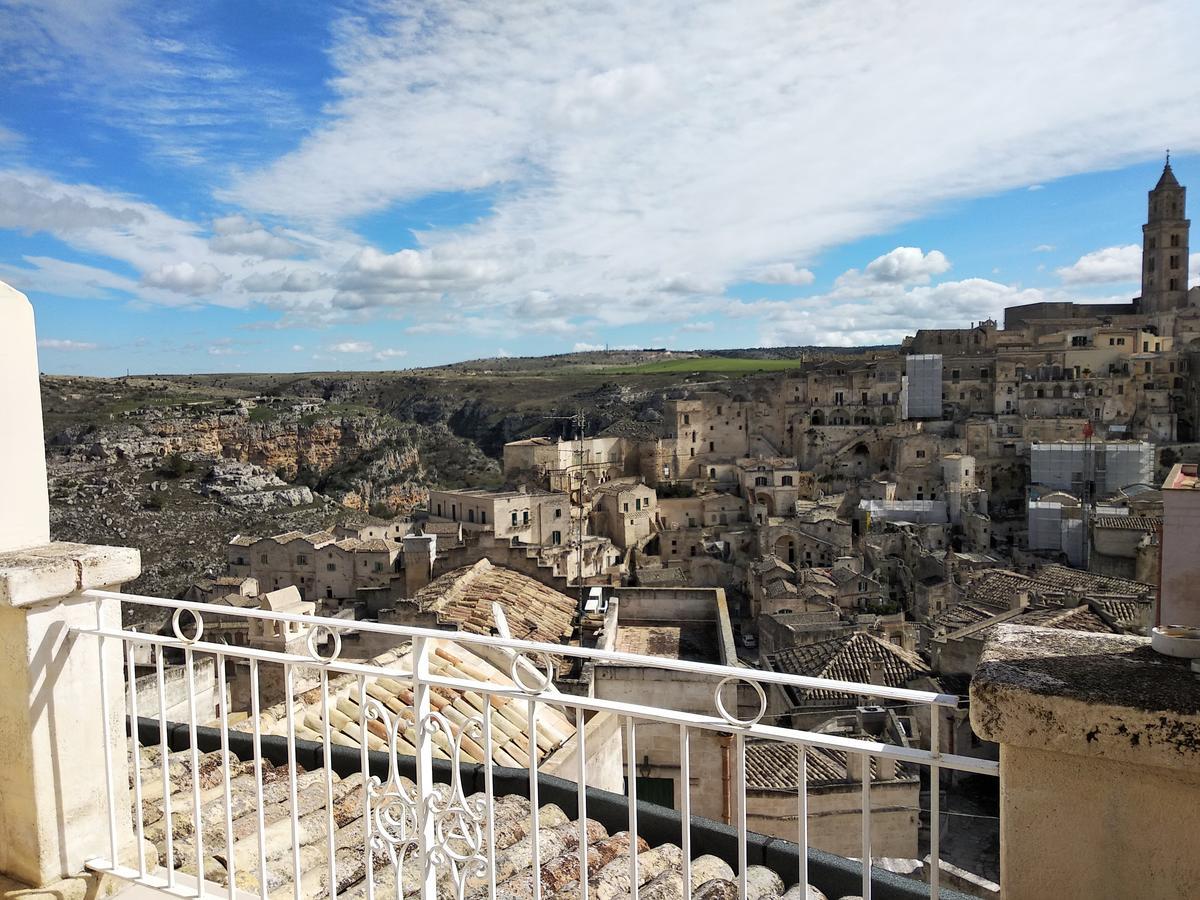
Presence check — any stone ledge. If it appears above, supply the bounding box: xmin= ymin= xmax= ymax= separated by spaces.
xmin=0 ymin=542 xmax=141 ymax=608
xmin=970 ymin=624 xmax=1200 ymax=773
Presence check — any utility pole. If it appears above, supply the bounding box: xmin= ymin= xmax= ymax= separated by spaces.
xmin=539 ymin=410 xmax=589 ymax=619
xmin=1081 ymin=420 xmax=1094 ymax=570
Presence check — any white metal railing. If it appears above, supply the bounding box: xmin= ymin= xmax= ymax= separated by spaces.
xmin=75 ymin=589 xmax=998 ymax=900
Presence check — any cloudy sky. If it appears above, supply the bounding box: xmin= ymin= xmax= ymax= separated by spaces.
xmin=2 ymin=0 xmax=1200 ymax=375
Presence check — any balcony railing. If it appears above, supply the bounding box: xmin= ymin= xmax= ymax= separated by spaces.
xmin=70 ymin=589 xmax=996 ymax=900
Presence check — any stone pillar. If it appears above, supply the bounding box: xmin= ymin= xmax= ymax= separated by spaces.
xmin=971 ymin=624 xmax=1200 ymax=900
xmin=0 ymin=281 xmax=50 ymax=554
xmin=0 ymin=281 xmax=143 ymax=887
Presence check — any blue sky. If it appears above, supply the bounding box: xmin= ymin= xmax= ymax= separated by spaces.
xmin=2 ymin=1 xmax=1200 ymax=376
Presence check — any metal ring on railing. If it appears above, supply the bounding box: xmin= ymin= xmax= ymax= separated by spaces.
xmin=714 ymin=675 xmax=767 ymax=727
xmin=510 ymin=649 xmax=554 ymax=694
xmin=171 ymin=607 xmax=204 ymax=644
xmin=306 ymin=624 xmax=342 ymax=663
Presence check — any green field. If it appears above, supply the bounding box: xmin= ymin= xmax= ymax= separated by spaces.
xmin=602 ymin=356 xmax=808 ymax=375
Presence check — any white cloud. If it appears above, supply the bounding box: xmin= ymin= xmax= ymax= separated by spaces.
xmin=328 ymin=340 xmax=373 ymax=353
xmin=291 ymin=344 xmax=304 ymax=352
xmin=142 ymin=261 xmax=229 ymax=295
xmin=37 ymin=338 xmax=98 ymax=351
xmin=210 ymin=216 xmax=300 ymax=259
xmin=496 ymin=348 xmax=512 ymax=357
xmin=1033 ymin=243 xmax=1055 ymax=252
xmin=0 ymin=124 xmax=23 ymax=146
xmin=373 ymin=348 xmax=408 ymax=361
xmin=1027 ymin=184 xmax=1045 ymax=191
xmin=863 ymin=247 xmax=950 ymax=284
xmin=1056 ymin=244 xmax=1141 ymax=284
xmin=679 ymin=321 xmax=715 ymax=333
xmin=0 ymin=255 xmax=137 ymax=299
xmin=751 ymin=263 xmax=815 ymax=286
xmin=6 ymin=1 xmax=1200 ymax=346
xmin=573 ymin=342 xmax=604 ymax=352
xmin=220 ymin=0 xmax=1200 ymax=339
xmin=242 ymin=268 xmax=327 ymax=293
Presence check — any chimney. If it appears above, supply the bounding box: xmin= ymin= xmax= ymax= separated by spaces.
xmin=868 ymin=653 xmax=886 ymax=688
xmin=846 ymin=751 xmax=867 ymax=783
xmin=403 ymin=534 xmax=437 ymax=597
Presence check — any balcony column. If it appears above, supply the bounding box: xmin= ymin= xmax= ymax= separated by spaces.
xmin=971 ymin=624 xmax=1200 ymax=900
xmin=0 ymin=281 xmax=142 ymax=888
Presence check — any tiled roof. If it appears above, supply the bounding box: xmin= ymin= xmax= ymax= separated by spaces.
xmin=1092 ymin=596 xmax=1153 ymax=626
xmin=1092 ymin=515 xmax=1162 ymax=531
xmin=421 ymin=522 xmax=465 ymax=537
xmin=356 ymin=538 xmax=400 ymax=552
xmin=414 ymin=559 xmax=577 ymax=644
xmin=228 ymin=535 xmax=255 ymax=547
xmin=764 ymin=632 xmax=931 ymax=706
xmin=237 ymin=640 xmax=575 ymax=769
xmin=966 ymin=604 xmax=1118 ymax=644
xmin=744 ymin=740 xmax=914 ymax=789
xmin=959 ymin=570 xmax=1037 ymax=608
xmin=271 ymin=531 xmax=309 ymax=544
xmin=131 ymin=743 xmax=820 ymax=900
xmin=931 ymin=600 xmax=1008 ymax=634
xmin=1027 ymin=564 xmax=1154 ymax=599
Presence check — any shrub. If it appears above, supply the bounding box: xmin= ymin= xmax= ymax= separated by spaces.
xmin=157 ymin=452 xmax=193 ymax=479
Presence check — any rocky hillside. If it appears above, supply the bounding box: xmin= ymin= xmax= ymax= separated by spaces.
xmin=42 ymin=347 xmax=882 ymax=598
xmin=42 ymin=377 xmax=499 ymax=597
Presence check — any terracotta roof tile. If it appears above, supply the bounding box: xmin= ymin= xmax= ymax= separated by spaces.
xmin=414 ymin=559 xmax=576 ymax=644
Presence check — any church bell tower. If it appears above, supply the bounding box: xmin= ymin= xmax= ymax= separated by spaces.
xmin=1141 ymin=154 xmax=1190 ymax=312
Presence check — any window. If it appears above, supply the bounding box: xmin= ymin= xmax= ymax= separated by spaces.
xmin=468 ymin=509 xmax=475 ymax=523
xmin=296 ymin=554 xmax=307 ymax=564
xmin=374 ymin=562 xmax=384 ymax=573
xmin=1171 ymin=234 xmax=1181 ymax=247
xmin=951 ymin=369 xmax=960 ymax=380
xmin=635 ymin=498 xmax=642 ymax=511
xmin=716 ymin=405 xmax=722 ymax=415
xmin=436 ymin=503 xmax=442 ymax=516
xmin=916 ymin=449 xmax=926 ymax=459
xmin=782 ymin=475 xmax=793 ymax=486
xmin=1149 ymin=237 xmax=1157 ymax=250
xmin=511 ymin=511 xmax=518 ymax=526
xmin=451 ymin=504 xmax=457 ymax=521
xmin=551 ymin=531 xmax=562 ymax=545
xmin=554 ymin=507 xmax=562 ymax=518
xmin=708 ymin=441 xmax=715 ymax=452
xmin=755 ymin=476 xmax=768 ymax=487
xmin=1118 ymin=384 xmax=1124 ymax=395
xmin=1171 ymin=255 xmax=1181 ymax=270
xmin=260 ymin=553 xmax=269 ymax=564
xmin=1170 ymin=278 xmax=1179 ymax=290
xmin=624 ymin=502 xmax=629 ymax=513
xmin=326 ymin=563 xmax=337 ymax=572
xmin=480 ymin=511 xmax=487 ymax=525
xmin=689 ymin=448 xmax=694 ymax=457
xmin=709 ymin=468 xmax=716 ymax=478
xmin=523 ymin=510 xmax=529 ymax=524
xmin=861 ymin=392 xmax=869 ymax=405
xmin=683 ymin=414 xmax=690 ymax=425
xmin=1144 ymin=341 xmax=1150 ymax=352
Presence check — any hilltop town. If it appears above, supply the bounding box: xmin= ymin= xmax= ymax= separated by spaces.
xmin=32 ymin=160 xmax=1200 ymax=889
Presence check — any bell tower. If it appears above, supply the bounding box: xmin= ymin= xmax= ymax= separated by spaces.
xmin=1141 ymin=154 xmax=1189 ymax=312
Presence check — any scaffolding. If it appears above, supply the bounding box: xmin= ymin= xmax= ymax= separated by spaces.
xmin=1030 ymin=440 xmax=1154 ymax=498
xmin=902 ymin=354 xmax=942 ymax=420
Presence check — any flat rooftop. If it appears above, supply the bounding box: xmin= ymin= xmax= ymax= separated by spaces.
xmin=615 ymin=623 xmax=720 ymax=662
